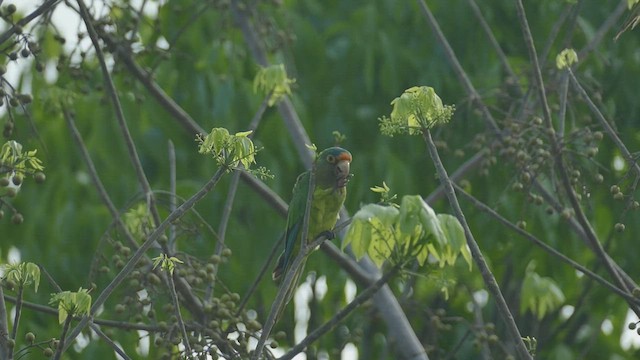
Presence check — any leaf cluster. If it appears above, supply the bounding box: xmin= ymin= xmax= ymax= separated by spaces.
xmin=3 ymin=261 xmax=40 ymax=292
xmin=379 ymin=86 xmax=455 ymax=136
xmin=343 ymin=195 xmax=472 ymax=269
xmin=197 ymin=127 xmax=257 ymax=170
xmin=49 ymin=288 xmax=92 ymax=324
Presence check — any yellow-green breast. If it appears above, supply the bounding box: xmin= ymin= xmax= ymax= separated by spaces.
xmin=307 ymin=186 xmax=347 ymax=242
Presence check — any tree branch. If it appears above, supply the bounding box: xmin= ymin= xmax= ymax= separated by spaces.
xmin=423 ymin=130 xmax=531 ymax=360
xmin=278 ymin=265 xmax=401 ymax=360
xmin=62 ymin=166 xmax=228 ymax=353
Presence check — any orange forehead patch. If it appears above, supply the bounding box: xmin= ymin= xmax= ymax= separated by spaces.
xmin=337 ymin=152 xmax=352 ymax=162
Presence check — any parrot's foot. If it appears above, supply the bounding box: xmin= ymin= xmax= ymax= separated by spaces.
xmin=318 ymin=230 xmax=335 ymax=240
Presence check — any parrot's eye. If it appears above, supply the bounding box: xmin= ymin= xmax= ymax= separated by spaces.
xmin=326 ymin=154 xmax=336 ymax=163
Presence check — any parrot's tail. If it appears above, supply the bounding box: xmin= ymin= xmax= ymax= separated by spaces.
xmin=272 ymin=252 xmax=285 ymax=284
xmin=273 ymin=260 xmax=307 ymax=323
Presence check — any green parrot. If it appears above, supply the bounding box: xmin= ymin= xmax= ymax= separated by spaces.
xmin=272 ymin=147 xmax=352 ymax=307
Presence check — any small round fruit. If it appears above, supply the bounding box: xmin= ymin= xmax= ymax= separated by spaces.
xmin=25 ymin=332 xmax=35 ymax=343
xmin=11 ymin=213 xmax=23 ymax=224
xmin=594 ymin=174 xmax=604 ymax=183
xmin=11 ymin=174 xmax=22 ymax=186
xmin=615 ymin=223 xmax=625 ymax=232
xmin=592 ymin=131 xmax=603 ymax=141
xmin=35 ymin=172 xmax=46 ymax=184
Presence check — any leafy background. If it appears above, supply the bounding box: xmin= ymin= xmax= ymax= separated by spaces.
xmin=2 ymin=0 xmax=640 ymax=359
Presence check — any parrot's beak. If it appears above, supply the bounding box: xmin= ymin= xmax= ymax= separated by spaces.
xmin=336 ymin=160 xmax=351 ymax=188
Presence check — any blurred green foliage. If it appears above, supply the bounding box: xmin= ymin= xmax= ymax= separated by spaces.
xmin=1 ymin=0 xmax=639 ymax=358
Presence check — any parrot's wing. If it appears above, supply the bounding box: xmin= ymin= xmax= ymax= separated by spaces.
xmin=273 ymin=171 xmax=310 ymax=282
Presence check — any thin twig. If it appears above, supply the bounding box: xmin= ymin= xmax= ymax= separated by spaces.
xmin=230 ymin=0 xmax=313 ymax=167
xmin=254 ymin=233 xmax=329 ymax=360
xmin=38 ymin=264 xmax=62 ymax=292
xmin=515 ymin=0 xmax=639 ymax=317
xmin=90 ymin=323 xmax=132 ymax=360
xmin=557 ymin=72 xmax=569 ymax=137
xmin=73 ymin=4 xmax=206 ymax=322
xmin=167 ymin=272 xmax=192 ymax=355
xmin=252 ymin=167 xmax=317 ymax=360
xmin=106 ymin=36 xmax=205 ymax=135
xmin=66 ymin=107 xmax=205 ymax=320
xmin=538 ymin=4 xmax=572 ymax=66
xmin=278 ymin=265 xmax=401 ymax=360
xmin=454 ymin=183 xmax=639 ymax=305
xmin=466 ymin=286 xmax=492 ymax=360
xmin=76 ymin=0 xmax=163 ymax=228
xmin=52 ymin=315 xmax=73 ymax=360
xmin=63 ymin=107 xmax=139 ymax=250
xmin=2 ymin=294 xmax=200 ymax=332
xmin=568 ymin=69 xmax=640 ymax=176
xmin=234 ymin=233 xmax=285 ymax=317
xmin=423 ymin=130 xmax=531 ymax=360
xmin=62 ymin=166 xmax=227 ymax=353
xmin=0 ymin=286 xmax=8 ymax=360
xmin=9 ymin=285 xmax=22 ymax=343
xmin=577 ymin=0 xmax=628 ymax=62
xmin=0 ymin=0 xmax=60 ymax=45
xmin=209 ymin=95 xmax=271 ymax=304
xmin=467 ymin=0 xmax=522 ymax=96
xmin=533 ymin=182 xmax=639 ymax=293
xmin=417 ymin=0 xmax=500 ymax=135
xmin=168 ymin=140 xmax=177 ymax=252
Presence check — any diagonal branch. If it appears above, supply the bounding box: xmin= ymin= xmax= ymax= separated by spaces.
xmin=0 ymin=0 xmax=61 ymax=45
xmin=232 ymin=3 xmax=430 ymax=359
xmin=417 ymin=0 xmax=500 ymax=135
xmin=514 ymin=0 xmax=640 ymax=317
xmin=423 ymin=129 xmax=532 ymax=360
xmin=77 ymin=0 xmax=162 ymax=227
xmin=455 ymin=183 xmax=639 ymax=305
xmin=62 ymin=166 xmax=228 ymax=353
xmin=278 ymin=265 xmax=402 ymax=360
xmin=251 ymin=167 xmax=317 ymax=360
xmin=567 ymin=69 xmax=640 ymax=176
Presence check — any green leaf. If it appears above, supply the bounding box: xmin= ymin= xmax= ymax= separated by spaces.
xmin=253 ymin=64 xmax=295 ymax=106
xmin=123 ymin=203 xmax=152 ymax=240
xmin=343 ymin=204 xmax=399 ymax=262
xmin=437 ymin=214 xmax=472 ymax=270
xmin=386 ymin=86 xmax=455 ymax=135
xmin=25 ymin=263 xmax=41 ymax=293
xmin=4 ymin=262 xmax=41 ymax=292
xmin=49 ymin=288 xmax=92 ymax=324
xmin=520 ymin=261 xmax=566 ymax=319
xmin=368 ymin=217 xmax=396 ymax=267
xmin=399 ymin=195 xmax=446 ymax=247
xmin=197 ymin=127 xmax=258 ymax=170
xmin=211 ymin=127 xmax=230 ymax=155
xmin=555 ymin=48 xmax=578 ymax=70
xmin=152 ymin=253 xmax=184 ymax=275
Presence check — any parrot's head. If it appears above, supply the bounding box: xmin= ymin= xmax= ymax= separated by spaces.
xmin=315 ymin=147 xmax=352 ymax=190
